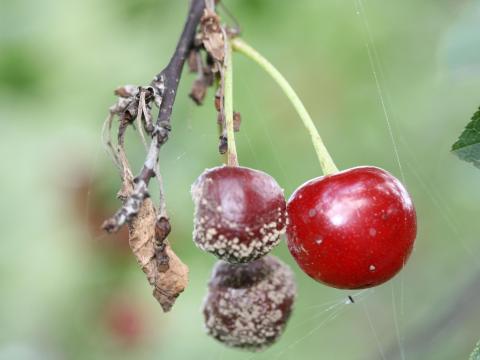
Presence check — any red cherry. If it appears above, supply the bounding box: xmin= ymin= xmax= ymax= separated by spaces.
xmin=192 ymin=166 xmax=287 ymax=263
xmin=286 ymin=166 xmax=416 ymax=289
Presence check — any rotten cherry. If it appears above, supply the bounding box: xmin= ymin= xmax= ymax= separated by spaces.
xmin=192 ymin=166 xmax=287 ymax=263
xmin=203 ymin=255 xmax=296 ymax=351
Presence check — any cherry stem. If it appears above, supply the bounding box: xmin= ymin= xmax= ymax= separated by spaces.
xmin=231 ymin=38 xmax=338 ymax=175
xmin=224 ymin=40 xmax=239 ymax=167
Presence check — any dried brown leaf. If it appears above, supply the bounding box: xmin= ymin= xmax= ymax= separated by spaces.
xmin=122 ymin=177 xmax=189 ymax=312
xmin=189 ymin=78 xmax=208 ymax=105
xmin=200 ymin=10 xmax=224 ymax=62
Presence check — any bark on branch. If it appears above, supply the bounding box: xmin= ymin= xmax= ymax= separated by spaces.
xmin=103 ymin=0 xmax=206 ymax=233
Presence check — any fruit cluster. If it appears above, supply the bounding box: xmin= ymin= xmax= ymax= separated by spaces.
xmin=192 ymin=165 xmax=416 ymax=350
xmin=190 ymin=37 xmax=417 ymax=352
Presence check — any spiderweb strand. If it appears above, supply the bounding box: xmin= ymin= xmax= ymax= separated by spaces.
xmin=272 ymin=305 xmax=349 ymax=359
xmin=236 ymin=75 xmax=290 ymax=187
xmin=362 ymin=302 xmax=387 ymax=360
xmin=101 ymin=112 xmax=122 ymax=170
xmin=355 ymin=0 xmax=405 ymax=183
xmin=354 ymin=1 xmax=406 ymax=359
xmin=247 ymin=290 xmax=372 ymax=360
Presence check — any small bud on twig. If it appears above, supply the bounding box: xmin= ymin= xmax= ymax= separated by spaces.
xmin=233 ymin=111 xmax=241 ymax=132
xmin=189 ymin=78 xmax=208 ymax=105
xmin=187 ymin=50 xmax=200 ymax=73
xmin=218 ymin=135 xmax=228 ymax=154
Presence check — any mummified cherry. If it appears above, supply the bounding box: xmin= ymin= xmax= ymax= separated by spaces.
xmin=286 ymin=166 xmax=416 ymax=289
xmin=192 ymin=166 xmax=287 ymax=263
xmin=203 ymin=255 xmax=296 ymax=351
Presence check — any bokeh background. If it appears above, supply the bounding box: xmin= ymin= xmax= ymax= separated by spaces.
xmin=1 ymin=0 xmax=480 ymax=359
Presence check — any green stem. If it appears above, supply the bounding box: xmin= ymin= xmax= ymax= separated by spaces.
xmin=231 ymin=38 xmax=338 ymax=175
xmin=224 ymin=40 xmax=239 ymax=167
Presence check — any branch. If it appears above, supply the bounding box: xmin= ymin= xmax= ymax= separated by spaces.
xmin=103 ymin=0 xmax=206 ymax=233
xmin=152 ymin=0 xmax=207 ymax=132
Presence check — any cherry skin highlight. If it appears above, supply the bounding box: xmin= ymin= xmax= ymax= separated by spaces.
xmin=286 ymin=166 xmax=416 ymax=289
xmin=192 ymin=166 xmax=287 ymax=263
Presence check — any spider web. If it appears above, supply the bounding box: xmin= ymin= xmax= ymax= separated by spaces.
xmin=81 ymin=2 xmax=480 ymax=359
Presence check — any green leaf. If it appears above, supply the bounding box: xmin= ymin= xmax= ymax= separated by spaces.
xmin=470 ymin=341 xmax=480 ymax=360
xmin=452 ymin=107 xmax=480 ymax=168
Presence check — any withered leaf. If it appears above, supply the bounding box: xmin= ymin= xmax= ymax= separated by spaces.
xmin=200 ymin=9 xmax=225 ymax=62
xmin=122 ymin=177 xmax=188 ymax=312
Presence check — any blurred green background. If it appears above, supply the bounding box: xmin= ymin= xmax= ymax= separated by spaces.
xmin=1 ymin=0 xmax=480 ymax=359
